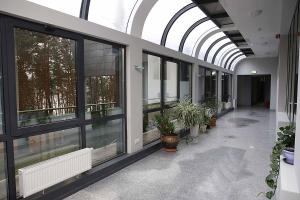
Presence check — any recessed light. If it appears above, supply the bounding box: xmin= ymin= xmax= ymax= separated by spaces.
xmin=251 ymin=70 xmax=257 ymax=74
xmin=257 ymin=27 xmax=262 ymax=32
xmin=250 ymin=9 xmax=263 ymax=17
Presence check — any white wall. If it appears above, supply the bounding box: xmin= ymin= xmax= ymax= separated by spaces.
xmin=235 ymin=57 xmax=278 ymax=110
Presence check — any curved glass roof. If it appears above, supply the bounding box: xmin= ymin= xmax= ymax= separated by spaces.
xmin=25 ymin=0 xmax=247 ymax=71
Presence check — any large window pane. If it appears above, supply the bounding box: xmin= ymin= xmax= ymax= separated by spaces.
xmin=86 ymin=119 xmax=125 ymax=166
xmin=165 ymin=7 xmax=206 ymax=51
xmin=84 ymin=40 xmax=124 ymax=120
xmin=164 ymin=61 xmax=178 ymax=106
xmin=180 ymin=62 xmax=192 ymax=100
xmin=15 ymin=28 xmax=77 ymax=127
xmin=142 ymin=0 xmax=192 ymax=44
xmin=143 ymin=111 xmax=161 ymax=145
xmin=14 ymin=128 xmax=80 ymax=196
xmin=199 ymin=32 xmax=226 ymax=60
xmin=88 ymin=0 xmax=140 ymax=32
xmin=183 ymin=21 xmax=217 ymax=56
xmin=198 ymin=67 xmax=206 ymax=103
xmin=143 ymin=54 xmax=162 ymax=110
xmin=27 ymin=0 xmax=82 ymax=17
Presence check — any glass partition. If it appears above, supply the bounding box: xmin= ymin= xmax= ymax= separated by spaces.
xmin=221 ymin=73 xmax=232 ymax=111
xmin=164 ymin=61 xmax=179 ymax=106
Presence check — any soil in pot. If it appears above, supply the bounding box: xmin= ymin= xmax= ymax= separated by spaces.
xmin=162 ymin=135 xmax=178 ymax=152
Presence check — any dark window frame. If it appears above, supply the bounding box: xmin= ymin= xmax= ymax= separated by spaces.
xmin=0 ymin=14 xmax=127 ymax=199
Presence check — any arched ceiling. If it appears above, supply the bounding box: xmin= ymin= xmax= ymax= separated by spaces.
xmin=26 ymin=0 xmax=253 ymax=70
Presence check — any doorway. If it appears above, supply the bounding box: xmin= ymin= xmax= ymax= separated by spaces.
xmin=237 ymin=75 xmax=271 ymax=108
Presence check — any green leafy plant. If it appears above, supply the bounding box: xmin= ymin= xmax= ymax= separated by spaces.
xmin=173 ymin=99 xmax=202 ymax=128
xmin=154 ymin=114 xmax=176 ymax=136
xmin=264 ymin=125 xmax=295 ymax=199
xmin=202 ymin=98 xmax=218 ymax=117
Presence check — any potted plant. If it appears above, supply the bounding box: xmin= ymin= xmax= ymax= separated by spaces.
xmin=264 ymin=125 xmax=295 ymax=199
xmin=203 ymin=98 xmax=218 ymax=127
xmin=154 ymin=114 xmax=178 ymax=152
xmin=173 ymin=99 xmax=202 ymax=138
xmin=200 ymin=108 xmax=210 ymax=133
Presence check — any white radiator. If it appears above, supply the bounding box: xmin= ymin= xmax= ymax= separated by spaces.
xmin=19 ymin=148 xmax=93 ymax=198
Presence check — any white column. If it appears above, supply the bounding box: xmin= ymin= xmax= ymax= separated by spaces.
xmin=126 ymin=45 xmax=143 ymax=153
xmin=295 ymin=41 xmax=300 ymax=187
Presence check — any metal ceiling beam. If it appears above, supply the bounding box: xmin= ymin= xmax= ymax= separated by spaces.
xmin=224 ymin=51 xmax=243 ymax=69
xmin=193 ymin=0 xmax=219 ymax=4
xmin=179 ymin=17 xmax=210 ymax=52
xmin=211 ymin=42 xmax=232 ymax=64
xmin=219 ymin=48 xmax=239 ymax=66
xmin=80 ymin=0 xmax=90 ymax=19
xmin=204 ymin=36 xmax=228 ymax=61
xmin=161 ymin=3 xmax=196 ymax=46
xmin=211 ymin=13 xmax=229 ymax=19
xmin=229 ymin=55 xmax=245 ymax=70
xmin=194 ymin=29 xmax=222 ymax=58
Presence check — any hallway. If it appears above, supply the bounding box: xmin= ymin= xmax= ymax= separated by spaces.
xmin=66 ymin=108 xmax=275 ymax=200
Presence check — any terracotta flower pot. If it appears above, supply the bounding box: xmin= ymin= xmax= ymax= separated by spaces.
xmin=210 ymin=117 xmax=217 ymax=127
xmin=161 ymin=135 xmax=179 ymax=152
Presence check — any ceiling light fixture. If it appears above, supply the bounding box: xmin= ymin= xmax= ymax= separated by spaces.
xmin=251 ymin=70 xmax=257 ymax=74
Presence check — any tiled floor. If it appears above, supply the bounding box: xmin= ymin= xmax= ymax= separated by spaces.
xmin=65 ymin=107 xmax=275 ymax=200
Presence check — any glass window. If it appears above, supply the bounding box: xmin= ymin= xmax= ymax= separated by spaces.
xmin=88 ymin=0 xmax=140 ymax=32
xmin=142 ymin=0 xmax=192 ymax=44
xmin=225 ymin=53 xmax=243 ymax=69
xmin=164 ymin=61 xmax=178 ymax=106
xmin=143 ymin=111 xmax=161 ymax=145
xmin=86 ymin=119 xmax=125 ymax=166
xmin=198 ymin=67 xmax=206 ymax=103
xmin=84 ymin=40 xmax=124 ymax=120
xmin=143 ymin=54 xmax=162 ymax=110
xmin=206 ymin=38 xmax=231 ymax=63
xmin=214 ymin=44 xmax=236 ymax=66
xmin=165 ymin=7 xmax=206 ymax=51
xmin=198 ymin=32 xmax=226 ymax=60
xmin=205 ymin=69 xmax=217 ymax=100
xmin=183 ymin=21 xmax=217 ymax=56
xmin=14 ymin=128 xmax=80 ymax=196
xmin=220 ymin=49 xmax=240 ymax=67
xmin=15 ymin=28 xmax=77 ymax=127
xmin=26 ymin=0 xmax=82 ymax=17
xmin=179 ymin=62 xmax=192 ymax=100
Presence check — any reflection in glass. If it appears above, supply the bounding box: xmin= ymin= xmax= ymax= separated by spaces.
xmin=15 ymin=28 xmax=77 ymax=127
xmin=164 ymin=61 xmax=178 ymax=106
xmin=84 ymin=40 xmax=124 ymax=120
xmin=180 ymin=63 xmax=192 ymax=100
xmin=0 ymin=143 xmax=7 ymax=200
xmin=205 ymin=69 xmax=217 ymax=101
xmin=14 ymin=128 xmax=80 ymax=196
xmin=86 ymin=119 xmax=124 ymax=166
xmin=143 ymin=54 xmax=162 ymax=110
xmin=143 ymin=111 xmax=161 ymax=145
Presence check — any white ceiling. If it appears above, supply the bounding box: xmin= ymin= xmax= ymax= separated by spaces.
xmin=220 ymin=0 xmax=297 ymax=57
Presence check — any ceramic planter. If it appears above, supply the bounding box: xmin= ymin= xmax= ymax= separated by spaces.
xmin=161 ymin=135 xmax=178 ymax=152
xmin=200 ymin=125 xmax=207 ymax=133
xmin=190 ymin=125 xmax=199 ymax=137
xmin=283 ymin=148 xmax=294 ymax=165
